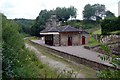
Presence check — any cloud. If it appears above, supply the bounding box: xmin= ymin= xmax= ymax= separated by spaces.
xmin=0 ymin=0 xmax=47 ymax=19
xmin=0 ymin=0 xmax=119 ymax=19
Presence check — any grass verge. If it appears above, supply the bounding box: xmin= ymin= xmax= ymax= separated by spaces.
xmin=27 ymin=39 xmax=97 ymax=78
xmin=89 ymin=35 xmax=100 ymax=47
xmin=92 ymin=29 xmax=101 ymax=34
xmin=14 ymin=46 xmax=58 ymax=78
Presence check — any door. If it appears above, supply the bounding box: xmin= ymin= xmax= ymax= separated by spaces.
xmin=45 ymin=35 xmax=53 ymax=46
xmin=82 ymin=36 xmax=85 ymax=45
xmin=68 ymin=36 xmax=72 ymax=46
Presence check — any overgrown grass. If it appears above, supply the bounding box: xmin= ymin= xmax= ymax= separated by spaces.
xmin=97 ymin=44 xmax=120 ymax=78
xmin=11 ymin=48 xmax=57 ymax=78
xmin=24 ymin=39 xmax=80 ymax=78
xmin=64 ymin=20 xmax=101 ymax=33
xmin=89 ymin=35 xmax=100 ymax=47
xmin=108 ymin=30 xmax=120 ymax=35
xmin=92 ymin=29 xmax=101 ymax=34
xmin=27 ymin=36 xmax=39 ymax=40
xmin=27 ymin=39 xmax=97 ymax=78
xmin=24 ymin=36 xmax=39 ymax=43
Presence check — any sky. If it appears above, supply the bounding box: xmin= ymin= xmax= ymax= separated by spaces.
xmin=0 ymin=0 xmax=120 ymax=19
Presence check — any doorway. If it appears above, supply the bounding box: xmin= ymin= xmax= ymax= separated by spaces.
xmin=68 ymin=36 xmax=72 ymax=46
xmin=82 ymin=36 xmax=85 ymax=45
xmin=45 ymin=35 xmax=53 ymax=46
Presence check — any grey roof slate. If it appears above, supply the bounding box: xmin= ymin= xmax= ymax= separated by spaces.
xmin=58 ymin=25 xmax=79 ymax=32
xmin=40 ymin=25 xmax=89 ymax=34
xmin=48 ymin=27 xmax=59 ymax=32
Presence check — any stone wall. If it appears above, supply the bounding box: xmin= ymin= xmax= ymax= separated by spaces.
xmin=60 ymin=33 xmax=68 ymax=46
xmin=72 ymin=33 xmax=80 ymax=46
xmin=31 ymin=41 xmax=120 ymax=71
xmin=101 ymin=35 xmax=120 ymax=44
xmin=53 ymin=34 xmax=60 ymax=46
xmin=60 ymin=32 xmax=80 ymax=46
xmin=59 ymin=32 xmax=90 ymax=46
xmin=91 ymin=42 xmax=120 ymax=55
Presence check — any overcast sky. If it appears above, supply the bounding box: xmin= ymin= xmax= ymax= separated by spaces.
xmin=0 ymin=0 xmax=120 ymax=19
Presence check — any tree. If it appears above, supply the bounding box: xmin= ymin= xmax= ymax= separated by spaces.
xmin=101 ymin=17 xmax=120 ymax=35
xmin=93 ymin=4 xmax=106 ymax=19
xmin=14 ymin=18 xmax=34 ymax=36
xmin=105 ymin=10 xmax=115 ymax=19
xmin=2 ymin=14 xmax=48 ymax=78
xmin=2 ymin=14 xmax=25 ymax=77
xmin=31 ymin=6 xmax=77 ymax=36
xmin=83 ymin=3 xmax=114 ymax=21
xmin=118 ymin=16 xmax=120 ymax=27
xmin=55 ymin=6 xmax=77 ymax=21
xmin=83 ymin=4 xmax=95 ymax=20
xmin=31 ymin=9 xmax=51 ymax=36
xmin=67 ymin=6 xmax=77 ymax=19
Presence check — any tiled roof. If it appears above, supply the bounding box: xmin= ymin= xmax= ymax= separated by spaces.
xmin=58 ymin=25 xmax=80 ymax=32
xmin=48 ymin=27 xmax=59 ymax=32
xmin=40 ymin=25 xmax=80 ymax=33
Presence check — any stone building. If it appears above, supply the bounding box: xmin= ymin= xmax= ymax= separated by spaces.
xmin=40 ymin=14 xmax=90 ymax=46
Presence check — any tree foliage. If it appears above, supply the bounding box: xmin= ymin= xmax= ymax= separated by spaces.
xmin=14 ymin=18 xmax=34 ymax=36
xmin=2 ymin=14 xmax=25 ymax=77
xmin=31 ymin=6 xmax=77 ymax=36
xmin=2 ymin=14 xmax=55 ymax=78
xmin=105 ymin=10 xmax=115 ymax=19
xmin=101 ymin=16 xmax=120 ymax=35
xmin=83 ymin=4 xmax=95 ymax=20
xmin=83 ymin=3 xmax=115 ymax=21
xmin=55 ymin=6 xmax=77 ymax=21
xmin=31 ymin=9 xmax=52 ymax=36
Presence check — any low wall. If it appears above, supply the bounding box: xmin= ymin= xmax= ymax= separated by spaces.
xmin=31 ymin=41 xmax=120 ymax=71
xmin=91 ymin=42 xmax=120 ymax=55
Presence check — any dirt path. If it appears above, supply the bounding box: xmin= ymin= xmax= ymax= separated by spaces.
xmin=25 ymin=43 xmax=86 ymax=78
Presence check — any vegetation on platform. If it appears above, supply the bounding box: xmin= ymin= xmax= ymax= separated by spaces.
xmin=89 ymin=35 xmax=100 ymax=47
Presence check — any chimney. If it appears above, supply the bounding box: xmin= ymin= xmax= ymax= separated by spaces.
xmin=51 ymin=14 xmax=59 ymax=27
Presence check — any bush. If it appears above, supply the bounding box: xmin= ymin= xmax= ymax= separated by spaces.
xmin=2 ymin=14 xmax=57 ymax=78
xmin=101 ymin=17 xmax=120 ymax=35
